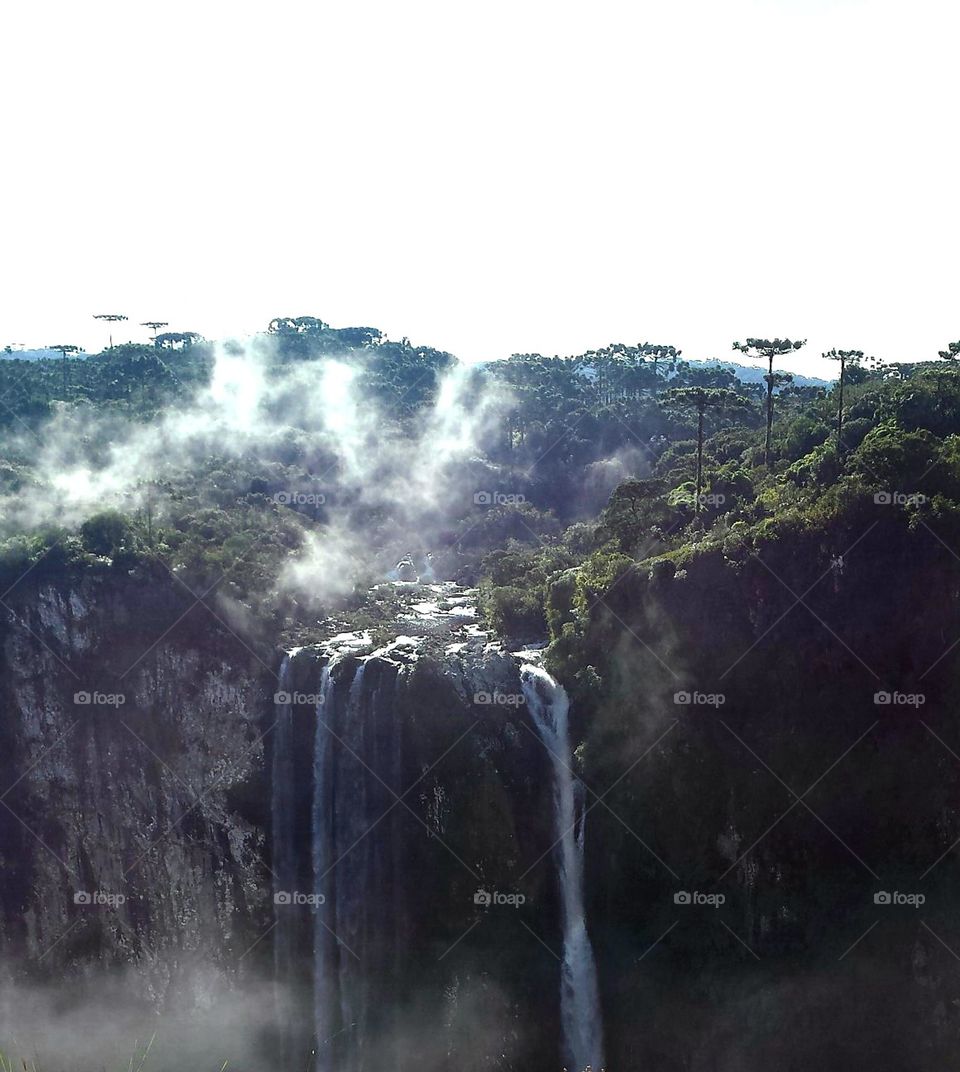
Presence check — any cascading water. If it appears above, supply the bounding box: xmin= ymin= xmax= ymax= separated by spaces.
xmin=333 ymin=662 xmax=368 ymax=1071
xmin=273 ymin=602 xmax=584 ymax=1070
xmin=312 ymin=662 xmax=340 ymax=1071
xmin=521 ymin=664 xmax=604 ymax=1072
xmin=272 ymin=651 xmax=298 ymax=1059
xmin=312 ymin=659 xmax=376 ymax=1072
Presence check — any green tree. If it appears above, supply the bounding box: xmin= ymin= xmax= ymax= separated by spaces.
xmin=140 ymin=321 xmax=168 ymax=342
xmin=938 ymin=340 xmax=960 ymax=363
xmin=155 ymin=331 xmax=201 ymax=350
xmin=823 ymin=348 xmax=881 ymax=459
xmin=595 ymin=478 xmax=666 ymax=551
xmin=93 ymin=313 xmax=128 ymax=350
xmin=732 ymin=338 xmax=806 ymax=466
xmin=267 ymin=315 xmax=329 ymax=335
xmin=638 ymin=342 xmax=681 ymax=397
xmin=79 ymin=510 xmax=138 ymax=558
xmin=662 ymin=387 xmax=752 ymax=509
xmin=49 ymin=343 xmax=80 ymax=397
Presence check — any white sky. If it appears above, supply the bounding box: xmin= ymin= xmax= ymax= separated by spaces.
xmin=1 ymin=0 xmax=957 ymax=379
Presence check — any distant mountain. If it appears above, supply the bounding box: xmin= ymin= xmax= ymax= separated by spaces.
xmin=688 ymin=359 xmax=830 ymax=387
xmin=1 ymin=348 xmax=89 ymax=361
xmin=568 ymin=356 xmax=831 ymax=388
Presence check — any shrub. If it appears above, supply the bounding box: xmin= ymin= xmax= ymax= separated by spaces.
xmin=79 ymin=510 xmax=138 ymax=558
xmin=480 ymin=583 xmax=546 ymax=639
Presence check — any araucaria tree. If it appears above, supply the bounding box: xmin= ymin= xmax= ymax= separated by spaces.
xmin=50 ymin=343 xmax=80 ymax=396
xmin=140 ymin=321 xmax=168 ymax=342
xmin=824 ymin=348 xmax=880 ymax=457
xmin=93 ymin=313 xmax=128 ymax=350
xmin=732 ymin=337 xmax=806 ymax=466
xmin=639 ymin=342 xmax=681 ymax=397
xmin=662 ymin=386 xmax=750 ymax=509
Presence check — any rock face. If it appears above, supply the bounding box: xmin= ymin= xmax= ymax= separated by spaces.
xmin=14 ymin=533 xmax=960 ymax=1069
xmin=0 ymin=568 xmax=274 ymax=1011
xmin=552 ymin=518 xmax=960 ymax=1071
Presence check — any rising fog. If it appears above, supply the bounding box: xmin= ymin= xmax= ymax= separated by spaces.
xmin=0 ymin=340 xmax=512 ymax=600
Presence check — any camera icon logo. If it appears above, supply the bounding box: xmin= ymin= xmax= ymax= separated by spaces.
xmin=673 ymin=891 xmax=691 ymax=905
xmin=673 ymin=692 xmax=691 ymax=705
xmin=874 ymin=491 xmax=893 ymax=505
xmin=874 ymin=691 xmax=892 ymax=705
xmin=874 ymin=891 xmax=891 ymax=905
xmin=74 ymin=891 xmax=92 ymax=905
xmin=273 ymin=491 xmax=292 ymax=504
xmin=274 ymin=891 xmax=292 ymax=906
xmin=74 ymin=691 xmax=91 ymax=705
xmin=473 ymin=491 xmax=492 ymax=505
xmin=274 ymin=691 xmax=292 ymax=705
xmin=474 ymin=889 xmax=492 ymax=907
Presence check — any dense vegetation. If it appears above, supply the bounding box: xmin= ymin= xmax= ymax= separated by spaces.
xmin=1 ymin=318 xmax=958 ymax=655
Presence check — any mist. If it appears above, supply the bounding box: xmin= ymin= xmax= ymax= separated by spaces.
xmin=0 ymin=339 xmax=512 ymax=601
xmin=0 ymin=969 xmax=282 ymax=1071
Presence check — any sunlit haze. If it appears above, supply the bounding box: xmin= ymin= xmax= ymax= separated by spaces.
xmin=2 ymin=0 xmax=957 ymax=378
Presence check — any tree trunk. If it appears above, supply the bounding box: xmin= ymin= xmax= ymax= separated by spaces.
xmin=764 ymin=354 xmax=774 ymax=467
xmin=836 ymin=355 xmax=846 ymax=461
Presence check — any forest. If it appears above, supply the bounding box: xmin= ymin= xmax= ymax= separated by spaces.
xmin=1 ymin=319 xmax=957 ymax=642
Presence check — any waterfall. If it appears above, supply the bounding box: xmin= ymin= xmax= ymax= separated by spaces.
xmin=272 ymin=652 xmax=297 ymax=1056
xmin=280 ymin=640 xmax=576 ymax=1070
xmin=334 ymin=662 xmax=368 ymax=1071
xmin=312 ymin=660 xmax=371 ymax=1071
xmin=521 ymin=664 xmax=604 ymax=1072
xmin=312 ymin=662 xmax=339 ymax=1072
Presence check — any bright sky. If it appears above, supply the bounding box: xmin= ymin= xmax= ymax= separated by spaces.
xmin=1 ymin=0 xmax=957 ymax=378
